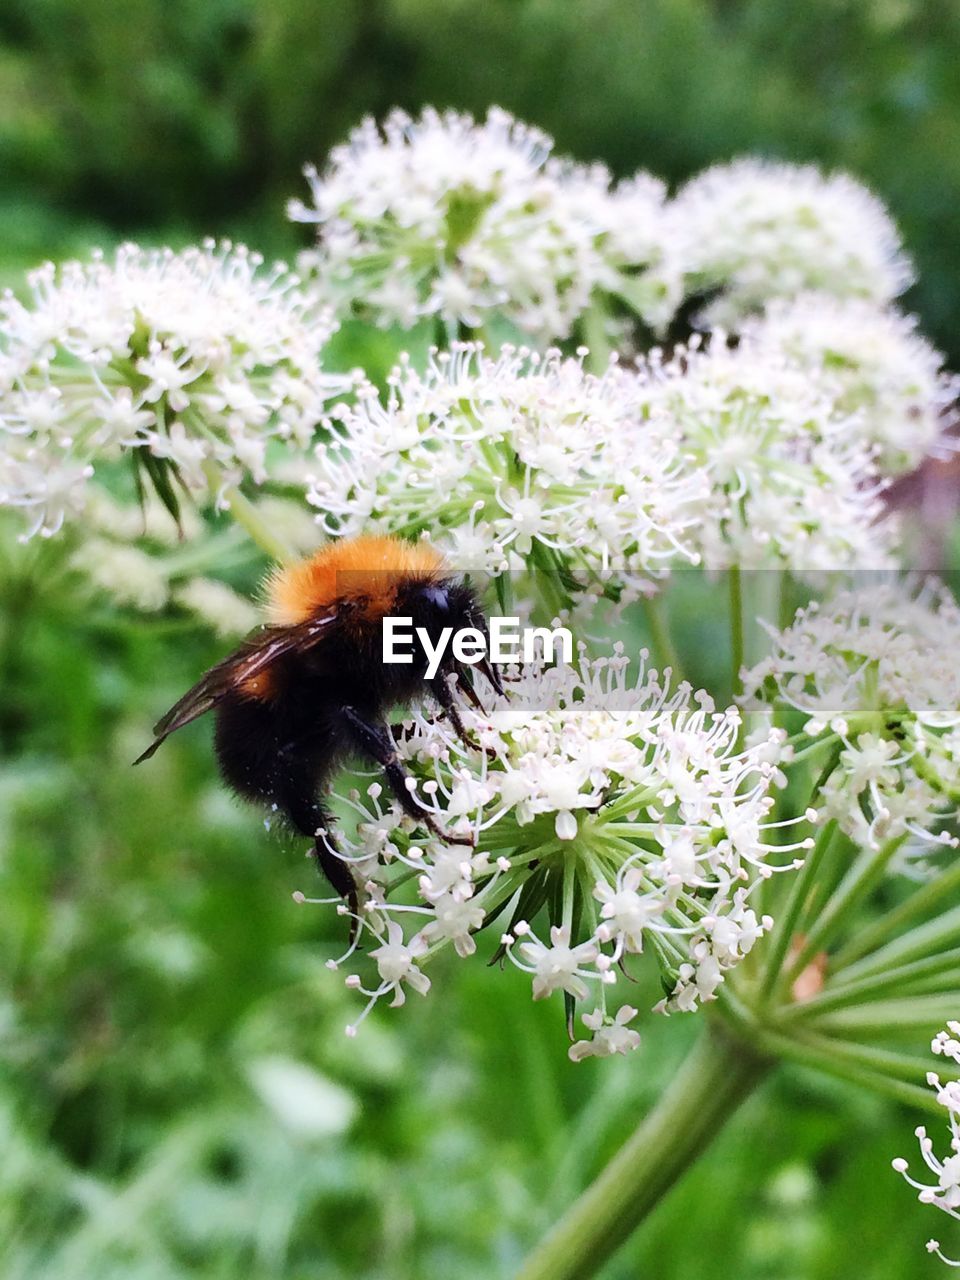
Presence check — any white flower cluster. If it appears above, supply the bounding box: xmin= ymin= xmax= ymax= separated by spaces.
xmin=297 ymin=651 xmax=800 ymax=1060
xmin=744 ymin=294 xmax=956 ymax=474
xmin=638 ymin=336 xmax=896 ymax=571
xmin=742 ymin=581 xmax=960 ymax=851
xmin=293 ymin=111 xmax=917 ymax=348
xmin=0 ymin=241 xmax=345 ymax=540
xmin=69 ymin=490 xmax=260 ymax=636
xmin=305 ymin=344 xmax=706 ymax=589
xmin=304 ymin=336 xmax=896 ymax=583
xmin=671 ymin=158 xmax=912 ymax=327
xmin=290 ymin=106 xmax=679 ymax=340
xmin=893 ymin=1022 xmax=960 ymax=1268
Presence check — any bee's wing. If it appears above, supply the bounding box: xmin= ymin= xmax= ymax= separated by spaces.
xmin=133 ymin=612 xmax=339 ymax=765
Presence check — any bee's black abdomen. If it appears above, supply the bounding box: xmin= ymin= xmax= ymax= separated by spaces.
xmin=214 ymin=694 xmax=281 ymax=805
xmin=214 ymin=689 xmax=359 ymax=912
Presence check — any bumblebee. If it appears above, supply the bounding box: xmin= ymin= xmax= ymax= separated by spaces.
xmin=136 ymin=535 xmax=500 ymax=919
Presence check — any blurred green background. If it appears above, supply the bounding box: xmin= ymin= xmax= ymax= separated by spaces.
xmin=1 ymin=2 xmax=958 ymax=1277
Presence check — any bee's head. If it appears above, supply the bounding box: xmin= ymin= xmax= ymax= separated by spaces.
xmin=404 ymin=577 xmax=473 ymax=634
xmin=399 ymin=577 xmax=503 ymax=695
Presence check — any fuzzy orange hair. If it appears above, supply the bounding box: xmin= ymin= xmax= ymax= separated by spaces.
xmin=266 ymin=535 xmax=446 ymax=626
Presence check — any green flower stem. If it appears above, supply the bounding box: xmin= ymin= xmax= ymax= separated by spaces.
xmin=782 ymin=835 xmax=905 ymax=988
xmin=888 ymin=970 xmax=960 ymax=998
xmin=784 ymin=735 xmax=841 ymax=766
xmin=835 ymin=903 xmax=960 ymax=985
xmin=514 ymin=1021 xmax=770 ymax=1280
xmin=807 ymin=995 xmax=960 ymax=1039
xmin=581 ymin=301 xmax=613 ymax=375
xmin=728 ymin=565 xmax=744 ymax=699
xmin=517 ymin=937 xmax=948 ymax=1280
xmin=785 ymin=1033 xmax=933 ymax=1084
xmin=831 ymin=860 xmax=960 ymax=971
xmin=640 ymin=593 xmax=682 ymax=678
xmin=201 ymin=461 xmax=297 ymax=564
xmin=762 ymin=1038 xmax=938 ymax=1113
xmin=159 ymin=527 xmax=251 ymax=577
xmin=780 ymin=948 xmax=960 ymax=1021
xmin=221 ymin=486 xmax=297 ymax=565
xmin=473 ymin=323 xmax=497 ymax=354
xmin=778 ymin=570 xmax=795 ymax=630
xmin=758 ymin=821 xmax=838 ymax=1004
xmin=718 ymin=990 xmax=942 ymax=1115
xmin=754 ymin=567 xmax=779 ymax=638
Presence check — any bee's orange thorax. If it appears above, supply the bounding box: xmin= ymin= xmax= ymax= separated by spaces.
xmin=266 ymin=535 xmax=446 ymax=626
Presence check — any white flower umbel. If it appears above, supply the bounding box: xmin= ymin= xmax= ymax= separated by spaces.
xmin=290 ymin=106 xmax=679 ymax=341
xmin=64 ymin=487 xmax=260 ymax=637
xmin=296 ymin=649 xmax=801 ymax=1059
xmin=568 ymin=1005 xmax=642 ymax=1062
xmin=744 ymin=294 xmax=957 ymax=474
xmin=0 ymin=241 xmax=345 ymax=539
xmin=638 ymin=336 xmax=896 ymax=572
xmin=893 ymin=1022 xmax=960 ymax=1268
xmin=670 ymin=158 xmax=912 ymax=327
xmin=743 ymin=580 xmax=960 ymax=851
xmin=306 ymin=344 xmax=705 ymax=593
xmin=175 ymin=577 xmax=261 ymax=638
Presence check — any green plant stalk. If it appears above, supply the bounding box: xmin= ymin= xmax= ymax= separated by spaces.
xmin=222 ymin=486 xmax=297 ymax=565
xmin=806 ymin=996 xmax=960 ymax=1038
xmin=473 ymin=322 xmax=497 ymax=354
xmin=783 ymin=835 xmax=905 ymax=986
xmin=728 ymin=565 xmax=744 ymax=699
xmin=778 ymin=948 xmax=960 ymax=1021
xmin=580 ymin=300 xmax=613 ymax=375
xmin=202 ymin=460 xmax=296 ymax=564
xmin=886 ymin=969 xmax=960 ymax=998
xmin=514 ymin=1021 xmax=769 ymax=1280
xmin=785 ymin=736 xmax=840 ymax=766
xmin=158 ymin=525 xmax=250 ymax=577
xmin=835 ymin=904 xmax=960 ymax=985
xmin=752 ymin=1033 xmax=937 ymax=1113
xmin=831 ymin=859 xmax=960 ymax=970
xmin=758 ymin=820 xmax=837 ymax=1004
xmin=718 ymin=990 xmax=942 ymax=1114
xmin=516 ymin=872 xmax=953 ymax=1280
xmin=775 ymin=1028 xmax=932 ymax=1084
xmin=640 ymin=593 xmax=681 ymax=678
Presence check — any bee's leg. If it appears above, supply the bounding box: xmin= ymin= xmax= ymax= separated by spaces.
xmin=431 ymin=671 xmax=496 ymax=759
xmin=432 ymin=672 xmax=476 ymax=747
xmin=314 ymin=830 xmax=363 ymax=947
xmin=278 ymin=775 xmax=361 ymax=939
xmin=340 ymin=705 xmax=473 ymax=846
